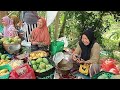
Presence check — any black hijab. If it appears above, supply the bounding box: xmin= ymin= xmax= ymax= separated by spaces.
xmin=79 ymin=28 xmax=96 ymax=61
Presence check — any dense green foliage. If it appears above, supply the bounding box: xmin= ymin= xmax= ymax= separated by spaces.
xmin=7 ymin=11 xmax=120 ymax=52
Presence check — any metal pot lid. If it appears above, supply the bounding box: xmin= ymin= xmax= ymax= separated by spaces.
xmin=58 ymin=59 xmax=73 ymax=70
xmin=53 ymin=52 xmax=64 ymax=65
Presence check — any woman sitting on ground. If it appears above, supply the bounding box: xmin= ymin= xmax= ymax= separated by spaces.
xmin=72 ymin=28 xmax=100 ymax=77
xmin=10 ymin=15 xmax=25 ymax=41
xmin=29 ymin=17 xmax=50 ymax=51
xmin=1 ymin=16 xmax=18 ymax=37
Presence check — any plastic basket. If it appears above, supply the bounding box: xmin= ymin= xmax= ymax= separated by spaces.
xmin=3 ymin=43 xmax=21 ymax=54
xmin=0 ymin=64 xmax=12 ymax=79
xmin=30 ymin=50 xmax=49 ymax=60
xmin=100 ymin=51 xmax=110 ymax=59
xmin=92 ymin=71 xmax=115 ymax=79
xmin=0 ymin=25 xmax=3 ymax=33
xmin=33 ymin=58 xmax=55 ymax=79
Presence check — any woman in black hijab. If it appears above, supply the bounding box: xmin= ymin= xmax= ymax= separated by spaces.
xmin=72 ymin=28 xmax=100 ymax=77
xmin=79 ymin=28 xmax=96 ymax=61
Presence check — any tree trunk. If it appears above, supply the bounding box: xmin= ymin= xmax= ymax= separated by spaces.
xmin=54 ymin=12 xmax=60 ymax=40
xmin=59 ymin=12 xmax=67 ymax=38
xmin=0 ymin=11 xmax=8 ymax=24
xmin=119 ymin=42 xmax=120 ymax=48
xmin=18 ymin=11 xmax=21 ymax=19
xmin=94 ymin=11 xmax=105 ymax=30
xmin=81 ymin=11 xmax=86 ymax=31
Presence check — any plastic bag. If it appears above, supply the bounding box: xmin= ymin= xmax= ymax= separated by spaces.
xmin=57 ymin=37 xmax=68 ymax=47
xmin=9 ymin=63 xmax=36 ymax=79
xmin=50 ymin=41 xmax=64 ymax=55
xmin=79 ymin=64 xmax=90 ymax=75
xmin=100 ymin=58 xmax=120 ymax=74
xmin=8 ymin=60 xmax=24 ymax=69
xmin=21 ymin=40 xmax=31 ymax=47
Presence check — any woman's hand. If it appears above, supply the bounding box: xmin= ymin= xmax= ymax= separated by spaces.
xmin=84 ymin=60 xmax=92 ymax=64
xmin=32 ymin=42 xmax=39 ymax=45
xmin=39 ymin=42 xmax=44 ymax=46
xmin=38 ymin=42 xmax=45 ymax=47
xmin=72 ymin=54 xmax=85 ymax=64
xmin=76 ymin=59 xmax=85 ymax=64
xmin=72 ymin=54 xmax=79 ymax=61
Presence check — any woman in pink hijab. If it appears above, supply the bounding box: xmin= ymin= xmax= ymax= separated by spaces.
xmin=1 ymin=16 xmax=18 ymax=37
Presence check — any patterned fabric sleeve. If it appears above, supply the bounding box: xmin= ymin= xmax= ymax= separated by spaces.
xmin=8 ymin=26 xmax=18 ymax=37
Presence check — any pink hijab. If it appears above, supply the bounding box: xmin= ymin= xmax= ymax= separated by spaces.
xmin=2 ymin=16 xmax=17 ymax=37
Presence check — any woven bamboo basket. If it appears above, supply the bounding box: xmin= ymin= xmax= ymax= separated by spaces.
xmin=3 ymin=43 xmax=21 ymax=54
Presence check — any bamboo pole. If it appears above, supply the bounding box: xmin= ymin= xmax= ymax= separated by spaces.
xmin=54 ymin=11 xmax=60 ymax=40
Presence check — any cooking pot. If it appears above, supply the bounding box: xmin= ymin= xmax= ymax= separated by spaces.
xmin=53 ymin=51 xmax=73 ymax=75
xmin=57 ymin=59 xmax=73 ymax=75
